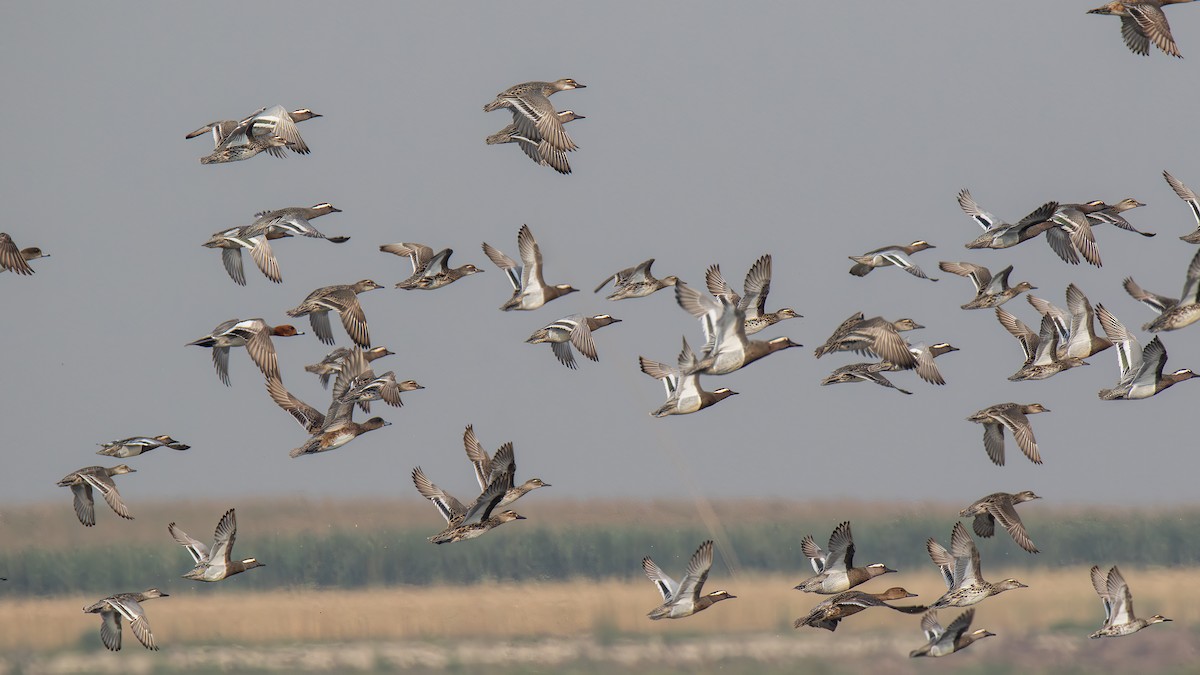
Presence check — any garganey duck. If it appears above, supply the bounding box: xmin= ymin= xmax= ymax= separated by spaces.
xmin=1087 ymin=198 xmax=1154 ymax=236
xmin=1095 ymin=304 xmax=1194 ymax=399
xmin=958 ymin=190 xmax=1059 ymax=250
xmin=248 ymin=203 xmax=346 ymax=241
xmin=286 ymin=279 xmax=383 ymax=347
xmin=462 ymin=425 xmax=549 ymax=510
xmin=938 ymin=262 xmax=1035 ymax=309
xmin=848 ymin=241 xmax=937 ymax=280
xmin=482 ymin=224 xmax=578 ymax=311
xmin=1122 ymin=247 xmax=1200 ymax=332
xmin=84 ymin=588 xmax=168 ymax=651
xmin=413 ymin=467 xmax=525 ymax=544
xmin=203 ymin=227 xmax=282 ymax=286
xmin=812 ymin=312 xmax=922 ymax=368
xmin=0 ymin=232 xmax=48 ymax=275
xmin=169 ymin=508 xmax=264 ymax=582
xmin=705 ymin=254 xmax=801 ymax=334
xmin=820 ymin=362 xmax=912 ymax=395
xmin=336 ymin=347 xmax=423 ymax=412
xmin=927 ymin=522 xmax=1027 ymax=609
xmin=967 ymin=402 xmax=1049 ymax=466
xmin=199 ymin=132 xmax=292 ymax=164
xmin=526 ymin=314 xmax=621 ymax=369
xmin=1045 ymin=202 xmax=1105 ymax=267
xmin=640 ymin=337 xmax=739 ymax=415
xmin=482 ymin=79 xmax=585 ymax=155
xmin=1089 ymin=565 xmax=1171 ymax=637
xmin=57 ymin=465 xmax=136 ymax=526
xmin=186 ymin=106 xmax=319 ymax=153
xmin=486 ymin=109 xmax=584 ymax=175
xmin=1088 ymin=0 xmax=1193 ymax=57
xmin=959 ymin=491 xmax=1041 ymax=553
xmin=304 ymin=346 xmax=394 ymax=389
xmin=643 ymin=540 xmax=736 ymax=620
xmin=595 ymin=258 xmax=679 ymax=301
xmin=188 ymin=318 xmax=303 ymax=385
xmin=97 ymin=436 xmax=190 ymax=458
xmin=380 ymin=242 xmax=484 ymax=290
xmin=879 ymin=342 xmax=958 ymax=385
xmin=910 ymin=609 xmax=995 ymax=658
xmin=994 ymin=308 xmax=1089 ymax=380
xmin=794 ymin=587 xmax=924 ymax=631
xmin=265 ymin=376 xmax=392 ymax=458
xmin=794 ymin=521 xmax=896 ymax=594
xmin=675 ymin=284 xmax=800 ymax=375
xmin=1026 ymin=285 xmax=1112 ymax=359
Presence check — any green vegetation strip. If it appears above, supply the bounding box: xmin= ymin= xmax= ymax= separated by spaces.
xmin=5 ymin=510 xmax=1198 ymax=595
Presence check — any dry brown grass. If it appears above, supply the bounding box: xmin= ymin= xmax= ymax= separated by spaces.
xmin=10 ymin=567 xmax=1199 ymax=653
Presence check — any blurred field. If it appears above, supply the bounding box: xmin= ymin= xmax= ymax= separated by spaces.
xmin=6 ymin=498 xmax=1200 ymax=672
xmin=0 ymin=496 xmax=953 ymax=552
xmin=4 ymin=568 xmax=1198 ymax=673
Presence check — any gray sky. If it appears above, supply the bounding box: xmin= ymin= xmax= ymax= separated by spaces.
xmin=3 ymin=2 xmax=1199 ymax=511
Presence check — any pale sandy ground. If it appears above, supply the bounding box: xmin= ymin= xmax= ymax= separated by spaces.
xmin=3 ymin=569 xmax=1197 ymax=673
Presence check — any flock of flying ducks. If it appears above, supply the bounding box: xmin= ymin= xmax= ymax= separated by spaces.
xmin=4 ymin=56 xmax=1196 ymax=655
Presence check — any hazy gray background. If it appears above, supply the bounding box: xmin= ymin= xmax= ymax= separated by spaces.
xmin=3 ymin=2 xmax=1198 ymax=513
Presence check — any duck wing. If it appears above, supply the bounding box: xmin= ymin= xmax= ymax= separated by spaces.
xmin=957 ymin=189 xmax=1000 ymax=231
xmin=642 ymin=557 xmax=679 ymax=602
xmin=220 ymin=248 xmax=247 ymax=286
xmin=1164 ymin=170 xmax=1200 ymax=228
xmin=1091 ymin=565 xmax=1114 ymax=624
xmin=677 ymin=540 xmax=715 ymax=602
xmin=70 ymin=483 xmax=97 ymax=526
xmin=209 ymin=508 xmax=237 ymax=565
xmin=265 ymin=377 xmax=325 ymax=433
xmin=995 ymin=307 xmax=1039 ymax=364
xmin=740 ymin=254 xmax=773 ymax=318
xmin=705 ymin=263 xmax=740 ymax=306
xmin=168 ymin=522 xmax=210 ymax=564
xmin=568 ymin=316 xmax=599 ymax=362
xmin=1096 ymin=304 xmax=1142 ymax=385
xmin=1123 ymin=277 xmax=1178 ymax=314
xmin=995 ymin=408 xmax=1041 ymax=464
xmin=463 ymin=425 xmax=493 ymax=492
xmin=380 ymin=242 xmax=434 ymax=274
xmin=411 ymin=467 xmax=466 ymax=524
xmin=1127 ymin=3 xmax=1181 ymax=57
xmin=938 ymin=261 xmax=991 ymax=294
xmin=81 ymin=472 xmax=133 ymax=520
xmin=482 ymin=242 xmax=522 ymax=291
xmin=989 ymin=499 xmax=1037 ymax=553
